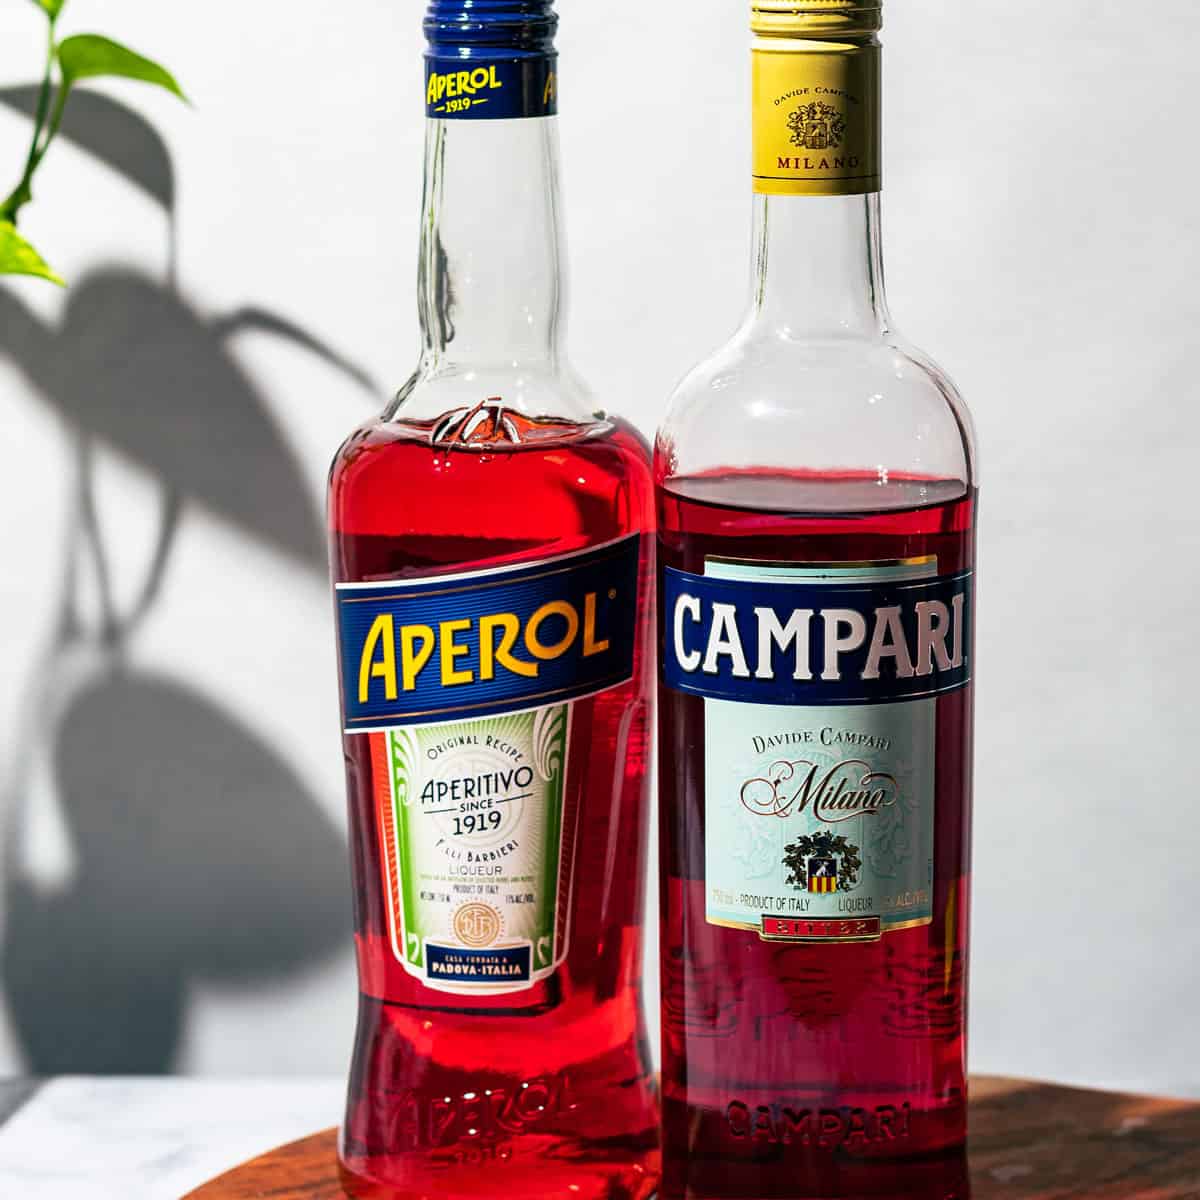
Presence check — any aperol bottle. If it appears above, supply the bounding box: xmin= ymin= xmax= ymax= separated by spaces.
xmin=327 ymin=4 xmax=658 ymax=1198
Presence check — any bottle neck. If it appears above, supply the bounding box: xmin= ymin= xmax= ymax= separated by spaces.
xmin=417 ymin=116 xmax=566 ymax=371
xmin=750 ymin=191 xmax=890 ymax=338
xmin=747 ymin=25 xmax=885 ymax=339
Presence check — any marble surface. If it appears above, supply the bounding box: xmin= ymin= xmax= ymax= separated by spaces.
xmin=0 ymin=1077 xmax=343 ymax=1199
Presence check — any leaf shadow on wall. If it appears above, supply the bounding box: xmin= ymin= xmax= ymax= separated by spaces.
xmin=0 ymin=88 xmax=381 ymax=1072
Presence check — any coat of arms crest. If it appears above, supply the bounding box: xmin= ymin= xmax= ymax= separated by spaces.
xmin=788 ymin=101 xmax=847 ymax=151
xmin=783 ymin=830 xmax=862 ymax=894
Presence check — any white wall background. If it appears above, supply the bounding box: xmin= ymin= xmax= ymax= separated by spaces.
xmin=0 ymin=0 xmax=1196 ymax=1094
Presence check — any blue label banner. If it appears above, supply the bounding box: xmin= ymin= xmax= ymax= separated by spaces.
xmin=663 ymin=562 xmax=972 ymax=706
xmin=426 ymin=942 xmax=531 ymax=985
xmin=425 ymin=56 xmax=557 ymax=120
xmin=337 ymin=536 xmax=639 ymax=731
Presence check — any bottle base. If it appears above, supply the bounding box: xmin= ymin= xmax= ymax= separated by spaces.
xmin=338 ymin=1141 xmax=661 ymax=1200
xmin=660 ymin=1144 xmax=970 ymax=1200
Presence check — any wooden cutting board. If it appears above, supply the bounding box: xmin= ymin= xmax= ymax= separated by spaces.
xmin=183 ymin=1076 xmax=1200 ymax=1198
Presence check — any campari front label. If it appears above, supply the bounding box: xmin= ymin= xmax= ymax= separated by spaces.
xmin=663 ymin=557 xmax=973 ymax=943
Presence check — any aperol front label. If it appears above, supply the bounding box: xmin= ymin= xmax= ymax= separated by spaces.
xmin=370 ymin=705 xmax=576 ymax=995
xmin=337 ymin=539 xmax=640 ymax=994
xmin=664 ymin=558 xmax=973 ymax=942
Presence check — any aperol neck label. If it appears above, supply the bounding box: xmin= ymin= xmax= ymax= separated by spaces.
xmin=752 ymin=42 xmax=881 ymax=197
xmin=664 ymin=558 xmax=973 ymax=942
xmin=425 ymin=58 xmax=558 ymax=120
xmin=371 ymin=706 xmax=574 ymax=994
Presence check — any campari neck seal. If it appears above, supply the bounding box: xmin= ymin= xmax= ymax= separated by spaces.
xmin=750 ymin=1 xmax=882 ymax=37
xmin=752 ymin=0 xmax=881 ymax=196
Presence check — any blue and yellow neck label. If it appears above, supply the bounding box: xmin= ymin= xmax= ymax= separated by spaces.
xmin=424 ymin=0 xmax=559 ymax=120
xmin=425 ymin=57 xmax=557 ymax=120
xmin=336 ymin=536 xmax=639 ymax=733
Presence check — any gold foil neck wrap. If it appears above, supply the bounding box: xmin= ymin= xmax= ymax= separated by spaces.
xmin=752 ymin=40 xmax=881 ymax=196
xmin=751 ymin=1 xmax=882 ymax=38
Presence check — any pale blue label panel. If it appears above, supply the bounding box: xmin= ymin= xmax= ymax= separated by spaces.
xmin=700 ymin=559 xmax=940 ymax=942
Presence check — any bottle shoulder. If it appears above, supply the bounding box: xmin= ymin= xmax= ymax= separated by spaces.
xmin=329 ymin=396 xmax=653 ymax=556
xmin=330 ymin=406 xmax=650 ymax=478
xmin=383 ymin=360 xmax=601 ymax=428
xmin=656 ymin=329 xmax=977 ymax=494
xmin=330 ymin=355 xmax=650 ymax=483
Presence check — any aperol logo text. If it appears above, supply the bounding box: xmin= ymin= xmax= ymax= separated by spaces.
xmin=356 ymin=596 xmax=612 ymax=697
xmin=336 ymin=537 xmax=640 ymax=731
xmin=426 ymin=65 xmax=503 ymax=106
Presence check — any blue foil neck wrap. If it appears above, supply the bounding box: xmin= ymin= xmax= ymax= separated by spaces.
xmin=425 ymin=1 xmax=557 ymax=54
xmin=424 ymin=1 xmax=559 ymax=119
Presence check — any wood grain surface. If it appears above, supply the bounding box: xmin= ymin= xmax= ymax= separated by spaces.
xmin=183 ymin=1077 xmax=1200 ymax=1198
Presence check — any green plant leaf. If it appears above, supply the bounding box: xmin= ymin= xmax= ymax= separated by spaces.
xmin=57 ymin=35 xmax=188 ymax=103
xmin=29 ymin=0 xmax=66 ymax=17
xmin=0 ymin=221 xmax=64 ymax=285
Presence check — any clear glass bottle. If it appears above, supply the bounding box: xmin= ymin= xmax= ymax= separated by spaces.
xmin=328 ymin=4 xmax=658 ymax=1197
xmin=656 ymin=3 xmax=977 ymax=1198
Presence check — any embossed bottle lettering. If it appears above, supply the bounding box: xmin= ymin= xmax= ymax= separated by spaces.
xmin=359 ymin=1072 xmax=577 ymax=1158
xmin=726 ymin=1101 xmax=912 ymax=1148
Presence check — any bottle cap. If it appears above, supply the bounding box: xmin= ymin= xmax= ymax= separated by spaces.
xmin=751 ymin=1 xmax=882 ymax=37
xmin=424 ymin=1 xmax=558 ymax=57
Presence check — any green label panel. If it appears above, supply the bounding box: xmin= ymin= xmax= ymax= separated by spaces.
xmin=379 ymin=705 xmax=572 ymax=994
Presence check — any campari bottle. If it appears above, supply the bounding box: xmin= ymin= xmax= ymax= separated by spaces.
xmin=327 ymin=4 xmax=658 ymax=1197
xmin=655 ymin=2 xmax=978 ymax=1197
